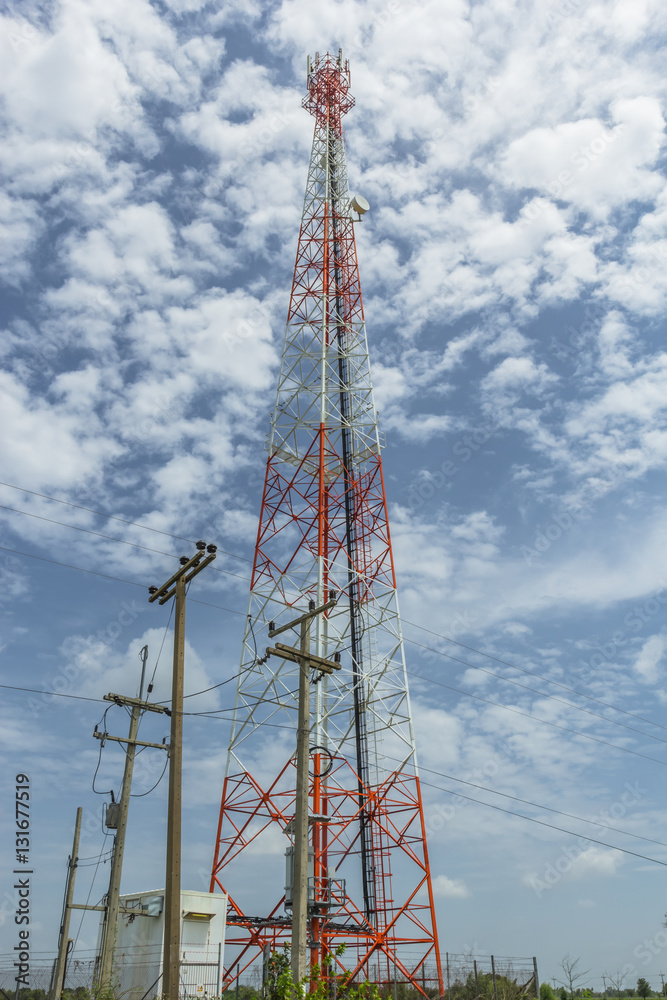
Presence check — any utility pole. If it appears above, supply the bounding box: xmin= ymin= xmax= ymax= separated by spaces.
xmin=266 ymin=593 xmax=340 ymax=985
xmin=97 ymin=645 xmax=169 ymax=990
xmin=149 ymin=541 xmax=217 ymax=1000
xmin=52 ymin=807 xmax=82 ymax=1000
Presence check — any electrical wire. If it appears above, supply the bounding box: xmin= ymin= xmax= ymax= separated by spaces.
xmin=0 ymin=682 xmax=105 ymax=704
xmin=0 ymin=480 xmax=251 ymax=563
xmin=77 ymin=850 xmax=114 ymax=867
xmin=130 ymin=756 xmax=169 ymax=797
xmin=147 ymin=601 xmax=175 ymax=694
xmin=2 ymin=478 xmax=666 ymax=737
xmin=71 ymin=830 xmax=112 ymax=953
xmin=0 ymin=504 xmax=250 ymax=583
xmin=3 ymin=666 xmax=666 ymax=866
xmin=5 ymin=649 xmax=666 ymax=779
xmin=410 ymin=771 xmax=667 ymax=869
xmin=0 ymin=544 xmax=246 ymax=617
xmin=404 ymin=662 xmax=667 ymax=767
xmin=381 ymin=753 xmax=667 ymax=850
xmin=183 ymin=675 xmax=238 ymax=700
xmin=6 ymin=520 xmax=666 ymax=756
xmin=400 ymin=616 xmax=667 ymax=735
xmin=91 ymin=718 xmax=111 ymax=795
xmin=162 ymin=660 xmax=667 ymax=770
xmin=182 ymin=689 xmax=667 ymax=766
xmin=167 ymin=710 xmax=667 ymax=867
xmin=3 ymin=475 xmax=667 ymax=741
xmin=5 ymin=515 xmax=667 ymax=766
xmin=248 ymin=614 xmax=258 ymax=661
xmin=402 ymin=635 xmax=667 ymax=746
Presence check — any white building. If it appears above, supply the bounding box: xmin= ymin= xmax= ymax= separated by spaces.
xmin=102 ymin=889 xmax=227 ymax=1000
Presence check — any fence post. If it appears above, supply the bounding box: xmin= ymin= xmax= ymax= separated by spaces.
xmin=216 ymin=943 xmax=222 ymax=997
xmin=491 ymin=956 xmax=498 ymax=1000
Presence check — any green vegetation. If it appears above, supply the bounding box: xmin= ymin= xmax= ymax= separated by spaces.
xmin=265 ymin=945 xmax=382 ymax=1000
xmin=446 ymin=971 xmax=535 ymax=1000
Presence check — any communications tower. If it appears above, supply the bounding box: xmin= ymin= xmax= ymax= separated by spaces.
xmin=210 ymin=50 xmax=443 ymax=995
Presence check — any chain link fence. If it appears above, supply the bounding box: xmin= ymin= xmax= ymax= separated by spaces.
xmin=0 ymin=950 xmax=537 ymax=1000
xmin=0 ymin=945 xmax=222 ymax=1000
xmin=444 ymin=954 xmax=539 ymax=1000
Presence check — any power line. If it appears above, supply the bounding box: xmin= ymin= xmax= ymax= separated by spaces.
xmin=3 ymin=580 xmax=663 ymax=773
xmin=175 ymin=712 xmax=667 ymax=868
xmin=0 ymin=544 xmax=246 ymax=618
xmin=411 ymin=770 xmax=667 ymax=869
xmin=3 ymin=479 xmax=665 ymax=739
xmin=0 ymin=503 xmax=250 ymax=583
xmin=387 ymin=756 xmax=667 ymax=850
xmin=0 ymin=480 xmax=251 ymax=563
xmin=400 ymin=616 xmax=667 ymax=735
xmin=183 ymin=676 xmax=238 ymax=700
xmin=7 ymin=656 xmax=667 ymax=781
xmin=131 ymin=756 xmax=169 ymax=797
xmin=4 ymin=528 xmax=667 ymax=764
xmin=404 ymin=661 xmax=667 ymax=768
xmin=3 ymin=479 xmax=666 ymax=737
xmin=403 ymin=635 xmax=667 ymax=747
xmin=0 ymin=682 xmax=105 ymax=704
xmin=3 ymin=672 xmax=667 ymax=865
xmin=148 ymin=602 xmax=175 ymax=694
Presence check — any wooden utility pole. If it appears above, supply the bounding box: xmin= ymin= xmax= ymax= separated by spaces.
xmin=52 ymin=807 xmax=82 ymax=1000
xmin=149 ymin=542 xmax=217 ymax=1000
xmin=97 ymin=645 xmax=169 ymax=990
xmin=266 ymin=594 xmax=340 ymax=985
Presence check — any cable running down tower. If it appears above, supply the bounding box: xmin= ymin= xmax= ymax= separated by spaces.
xmin=210 ymin=50 xmax=443 ymax=995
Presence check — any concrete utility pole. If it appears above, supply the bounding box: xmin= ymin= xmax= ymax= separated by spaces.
xmin=149 ymin=541 xmax=217 ymax=1000
xmin=97 ymin=646 xmax=169 ymax=991
xmin=52 ymin=807 xmax=82 ymax=1000
xmin=266 ymin=594 xmax=340 ymax=985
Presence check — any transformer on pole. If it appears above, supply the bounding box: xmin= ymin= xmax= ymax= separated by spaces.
xmin=210 ymin=50 xmax=443 ymax=995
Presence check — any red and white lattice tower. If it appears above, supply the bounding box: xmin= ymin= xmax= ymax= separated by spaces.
xmin=210 ymin=50 xmax=443 ymax=995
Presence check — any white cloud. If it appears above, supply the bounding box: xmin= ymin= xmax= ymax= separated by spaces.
xmin=0 ymin=192 xmax=44 ymax=286
xmin=633 ymin=634 xmax=666 ymax=685
xmin=431 ymin=874 xmax=471 ymax=899
xmin=0 ymin=370 xmax=122 ymax=488
xmin=482 ymin=357 xmax=557 ymax=395
xmin=63 ymin=627 xmax=222 ymax=710
xmin=499 ymin=97 xmax=664 ymax=220
xmin=569 ymin=846 xmax=620 ymax=879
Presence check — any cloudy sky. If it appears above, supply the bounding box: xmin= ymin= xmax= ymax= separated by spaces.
xmin=2 ymin=0 xmax=667 ymax=989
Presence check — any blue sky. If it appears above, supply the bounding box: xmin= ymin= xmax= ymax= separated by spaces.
xmin=2 ymin=0 xmax=667 ymax=989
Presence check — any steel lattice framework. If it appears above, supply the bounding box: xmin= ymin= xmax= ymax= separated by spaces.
xmin=210 ymin=51 xmax=443 ymax=996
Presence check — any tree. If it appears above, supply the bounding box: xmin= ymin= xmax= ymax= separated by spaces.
xmin=557 ymin=956 xmax=591 ymax=999
xmin=541 ymin=985 xmax=556 ymax=1000
xmin=637 ymin=980 xmax=652 ymax=999
xmin=603 ymin=973 xmax=629 ymax=999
